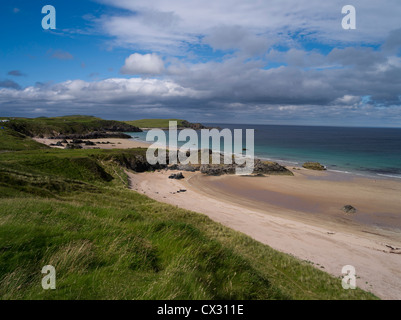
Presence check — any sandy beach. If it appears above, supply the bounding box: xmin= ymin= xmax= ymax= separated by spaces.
xmin=33 ymin=137 xmax=151 ymax=149
xmin=127 ymin=168 xmax=401 ymax=299
xmin=33 ymin=136 xmax=401 ymax=299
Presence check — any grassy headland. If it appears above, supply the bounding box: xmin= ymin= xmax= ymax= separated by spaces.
xmin=3 ymin=115 xmax=141 ymax=138
xmin=125 ymin=119 xmax=207 ymax=129
xmin=0 ymin=122 xmax=377 ymax=299
xmin=125 ymin=118 xmax=186 ymax=128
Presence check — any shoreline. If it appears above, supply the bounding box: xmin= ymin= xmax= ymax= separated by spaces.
xmin=33 ymin=135 xmax=401 ymax=298
xmin=35 ymin=135 xmax=401 ymax=183
xmin=127 ymin=133 xmax=401 ymax=182
xmin=127 ymin=169 xmax=401 ymax=300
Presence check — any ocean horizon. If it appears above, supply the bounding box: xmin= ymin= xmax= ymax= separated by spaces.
xmin=127 ymin=123 xmax=401 ymax=179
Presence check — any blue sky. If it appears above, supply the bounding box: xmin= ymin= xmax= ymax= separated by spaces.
xmin=1 ymin=0 xmax=401 ymax=127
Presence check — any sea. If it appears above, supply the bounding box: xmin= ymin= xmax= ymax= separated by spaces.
xmin=126 ymin=124 xmax=401 ymax=180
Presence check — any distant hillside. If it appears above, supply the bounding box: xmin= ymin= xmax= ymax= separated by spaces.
xmin=125 ymin=119 xmax=207 ymax=129
xmin=4 ymin=115 xmax=142 ymax=138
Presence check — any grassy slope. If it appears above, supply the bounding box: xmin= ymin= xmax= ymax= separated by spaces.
xmin=3 ymin=115 xmax=139 ymax=137
xmin=124 ymin=119 xmax=185 ymax=128
xmin=0 ymin=127 xmax=49 ymax=152
xmin=0 ymin=133 xmax=377 ymax=300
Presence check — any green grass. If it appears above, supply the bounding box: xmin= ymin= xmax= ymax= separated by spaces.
xmin=3 ymin=115 xmax=139 ymax=138
xmin=0 ymin=127 xmax=49 ymax=152
xmin=0 ymin=135 xmax=378 ymax=299
xmin=124 ymin=119 xmax=186 ymax=128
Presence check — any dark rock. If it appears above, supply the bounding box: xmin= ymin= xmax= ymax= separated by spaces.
xmin=84 ymin=141 xmax=96 ymax=146
xmin=168 ymin=172 xmax=185 ymax=180
xmin=55 ymin=141 xmax=63 ymax=146
xmin=342 ymin=205 xmax=357 ymax=214
xmin=199 ymin=159 xmax=293 ymax=176
xmin=253 ymin=160 xmax=293 ymax=175
xmin=200 ymin=164 xmax=236 ymax=176
xmin=72 ymin=139 xmax=84 ymax=144
xmin=65 ymin=144 xmax=83 ymax=149
xmin=302 ymin=162 xmax=326 ymax=171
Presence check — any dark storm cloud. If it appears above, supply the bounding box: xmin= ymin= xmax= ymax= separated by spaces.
xmin=0 ymin=79 xmax=21 ymax=90
xmin=7 ymin=70 xmax=26 ymax=77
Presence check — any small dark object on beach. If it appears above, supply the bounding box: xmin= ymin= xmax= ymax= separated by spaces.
xmin=85 ymin=140 xmax=96 ymax=146
xmin=342 ymin=205 xmax=356 ymax=214
xmin=168 ymin=172 xmax=185 ymax=180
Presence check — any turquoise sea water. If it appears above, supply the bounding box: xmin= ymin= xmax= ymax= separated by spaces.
xmin=126 ymin=124 xmax=401 ymax=179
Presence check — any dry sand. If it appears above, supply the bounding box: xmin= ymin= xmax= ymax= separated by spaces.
xmin=127 ymin=169 xmax=401 ymax=300
xmin=34 ymin=136 xmax=401 ymax=299
xmin=33 ymin=137 xmax=151 ymax=149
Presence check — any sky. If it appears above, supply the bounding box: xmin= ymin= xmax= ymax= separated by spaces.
xmin=0 ymin=0 xmax=401 ymax=127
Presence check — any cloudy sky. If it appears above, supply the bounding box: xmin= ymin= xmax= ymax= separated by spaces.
xmin=1 ymin=0 xmax=401 ymax=126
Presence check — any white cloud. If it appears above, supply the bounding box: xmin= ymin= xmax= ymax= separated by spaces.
xmin=120 ymin=53 xmax=165 ymax=75
xmin=97 ymin=0 xmax=401 ymax=53
xmin=0 ymin=78 xmax=202 ymax=106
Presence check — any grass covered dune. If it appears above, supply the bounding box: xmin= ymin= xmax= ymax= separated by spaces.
xmin=0 ymin=126 xmax=376 ymax=300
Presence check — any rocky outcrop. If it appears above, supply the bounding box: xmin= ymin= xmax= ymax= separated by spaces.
xmin=199 ymin=159 xmax=293 ymax=176
xmin=253 ymin=160 xmax=294 ymax=175
xmin=103 ymin=153 xmax=167 ymax=173
xmin=180 ymin=120 xmax=207 ymax=130
xmin=200 ymin=164 xmax=236 ymax=176
xmin=302 ymin=162 xmax=326 ymax=171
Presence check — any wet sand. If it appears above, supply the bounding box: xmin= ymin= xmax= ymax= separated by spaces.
xmin=190 ymin=169 xmax=401 ymax=235
xmin=128 ymin=169 xmax=401 ymax=299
